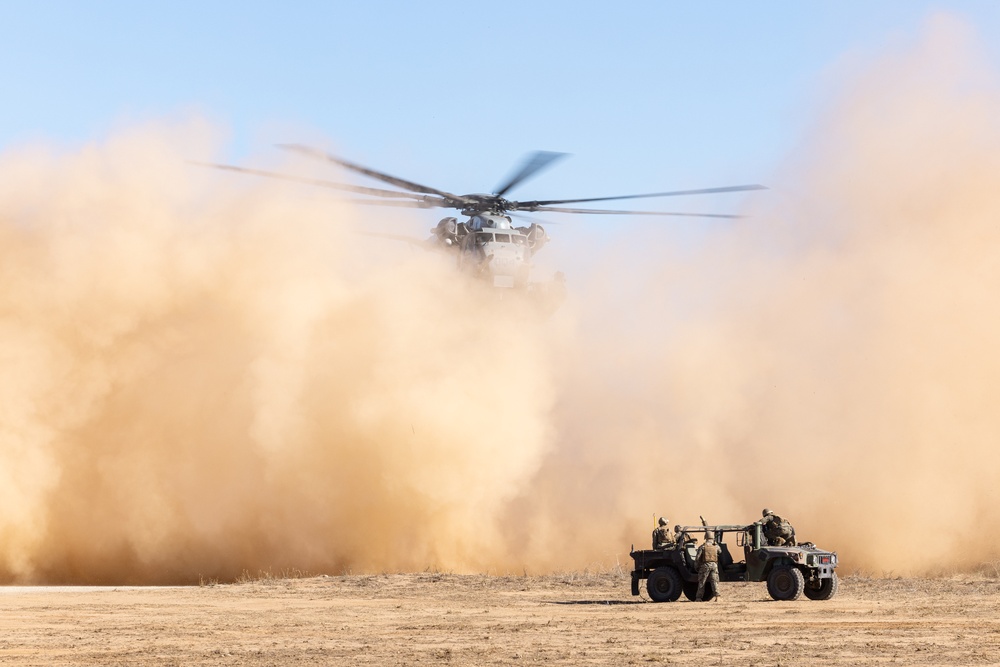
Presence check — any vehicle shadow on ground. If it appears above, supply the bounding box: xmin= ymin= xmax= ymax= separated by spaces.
xmin=544 ymin=600 xmax=645 ymax=606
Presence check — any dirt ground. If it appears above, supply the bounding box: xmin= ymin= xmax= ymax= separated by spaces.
xmin=1 ymin=573 xmax=999 ymax=666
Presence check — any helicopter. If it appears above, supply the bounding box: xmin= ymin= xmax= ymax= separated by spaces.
xmin=198 ymin=145 xmax=765 ymax=291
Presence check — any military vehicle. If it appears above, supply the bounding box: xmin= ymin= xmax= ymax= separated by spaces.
xmin=197 ymin=146 xmax=764 ymax=292
xmin=629 ymin=521 xmax=839 ymax=602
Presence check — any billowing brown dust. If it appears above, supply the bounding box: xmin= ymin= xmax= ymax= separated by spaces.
xmin=2 ymin=15 xmax=999 ymax=583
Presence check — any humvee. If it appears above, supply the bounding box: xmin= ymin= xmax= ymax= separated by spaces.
xmin=629 ymin=522 xmax=838 ymax=602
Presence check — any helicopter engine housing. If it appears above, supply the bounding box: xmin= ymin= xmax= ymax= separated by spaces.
xmin=432 ymin=216 xmax=459 ymax=245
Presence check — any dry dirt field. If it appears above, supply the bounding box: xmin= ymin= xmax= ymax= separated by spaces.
xmin=2 ymin=573 xmax=999 ymax=665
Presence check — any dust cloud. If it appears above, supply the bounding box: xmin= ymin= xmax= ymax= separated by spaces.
xmin=0 ymin=122 xmax=556 ymax=583
xmin=2 ymin=14 xmax=999 ymax=583
xmin=516 ymin=13 xmax=1000 ymax=575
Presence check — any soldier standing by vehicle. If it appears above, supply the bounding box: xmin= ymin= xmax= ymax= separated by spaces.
xmin=652 ymin=517 xmax=673 ymax=549
xmin=761 ymin=508 xmax=796 ymax=546
xmin=695 ymin=533 xmax=721 ymax=601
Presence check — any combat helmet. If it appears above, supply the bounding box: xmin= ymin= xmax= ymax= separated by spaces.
xmin=762 ymin=508 xmax=773 ymax=517
xmin=658 ymin=517 xmax=668 ymax=527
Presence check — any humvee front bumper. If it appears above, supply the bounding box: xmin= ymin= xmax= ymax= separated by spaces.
xmin=807 ymin=552 xmax=838 ymax=578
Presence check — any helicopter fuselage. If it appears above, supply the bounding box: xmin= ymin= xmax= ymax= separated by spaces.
xmin=431 ymin=211 xmax=547 ymax=289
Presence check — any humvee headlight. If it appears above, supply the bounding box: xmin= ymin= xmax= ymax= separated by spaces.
xmin=818 ymin=555 xmax=832 ymax=565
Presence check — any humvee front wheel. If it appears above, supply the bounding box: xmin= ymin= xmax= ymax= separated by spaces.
xmin=767 ymin=566 xmax=804 ymax=601
xmin=804 ymin=572 xmax=839 ymax=601
xmin=647 ymin=567 xmax=682 ymax=602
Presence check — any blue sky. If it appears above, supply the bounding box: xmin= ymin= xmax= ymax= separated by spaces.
xmin=3 ymin=2 xmax=999 ymax=223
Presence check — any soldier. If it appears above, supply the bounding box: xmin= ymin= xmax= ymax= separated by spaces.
xmin=674 ymin=524 xmax=691 ymax=545
xmin=761 ymin=508 xmax=796 ymax=546
xmin=695 ymin=532 xmax=721 ymax=601
xmin=652 ymin=517 xmax=674 ymax=549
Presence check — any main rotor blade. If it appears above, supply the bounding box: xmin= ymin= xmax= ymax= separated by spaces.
xmin=493 ymin=151 xmax=568 ymax=197
xmin=347 ymin=197 xmax=452 ymax=209
xmin=190 ymin=161 xmax=430 ymax=200
xmin=508 ymin=212 xmax=562 ymax=226
xmin=520 ymin=184 xmax=767 ymax=207
xmin=528 ymin=205 xmax=742 ymax=219
xmin=278 ymin=144 xmax=474 ymax=206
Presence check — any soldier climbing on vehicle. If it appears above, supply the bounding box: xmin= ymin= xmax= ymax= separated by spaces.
xmin=760 ymin=508 xmax=796 ymax=546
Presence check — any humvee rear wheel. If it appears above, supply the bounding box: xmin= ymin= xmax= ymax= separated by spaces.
xmin=682 ymin=580 xmax=715 ymax=601
xmin=804 ymin=572 xmax=839 ymax=601
xmin=682 ymin=581 xmax=699 ymax=601
xmin=647 ymin=567 xmax=682 ymax=602
xmin=767 ymin=566 xmax=805 ymax=601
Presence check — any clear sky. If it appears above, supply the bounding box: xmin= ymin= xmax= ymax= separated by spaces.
xmin=3 ymin=1 xmax=999 ymax=217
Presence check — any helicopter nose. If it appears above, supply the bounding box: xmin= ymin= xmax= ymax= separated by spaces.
xmin=484 ymin=244 xmax=529 ymax=288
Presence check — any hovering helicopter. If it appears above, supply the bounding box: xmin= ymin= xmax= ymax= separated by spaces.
xmin=199 ymin=146 xmax=764 ymax=291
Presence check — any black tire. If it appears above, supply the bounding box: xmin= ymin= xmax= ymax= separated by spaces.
xmin=804 ymin=572 xmax=839 ymax=601
xmin=646 ymin=567 xmax=682 ymax=602
xmin=767 ymin=566 xmax=805 ymax=601
xmin=682 ymin=581 xmax=699 ymax=601
xmin=682 ymin=579 xmax=716 ymax=601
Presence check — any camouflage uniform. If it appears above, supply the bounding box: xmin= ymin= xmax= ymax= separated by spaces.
xmin=652 ymin=518 xmax=674 ymax=549
xmin=761 ymin=509 xmax=796 ymax=546
xmin=695 ymin=537 xmax=721 ymax=601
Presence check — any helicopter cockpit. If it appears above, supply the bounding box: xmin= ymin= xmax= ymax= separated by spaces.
xmin=475 ymin=231 xmax=526 ymax=244
xmin=469 ymin=213 xmax=528 ymax=248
